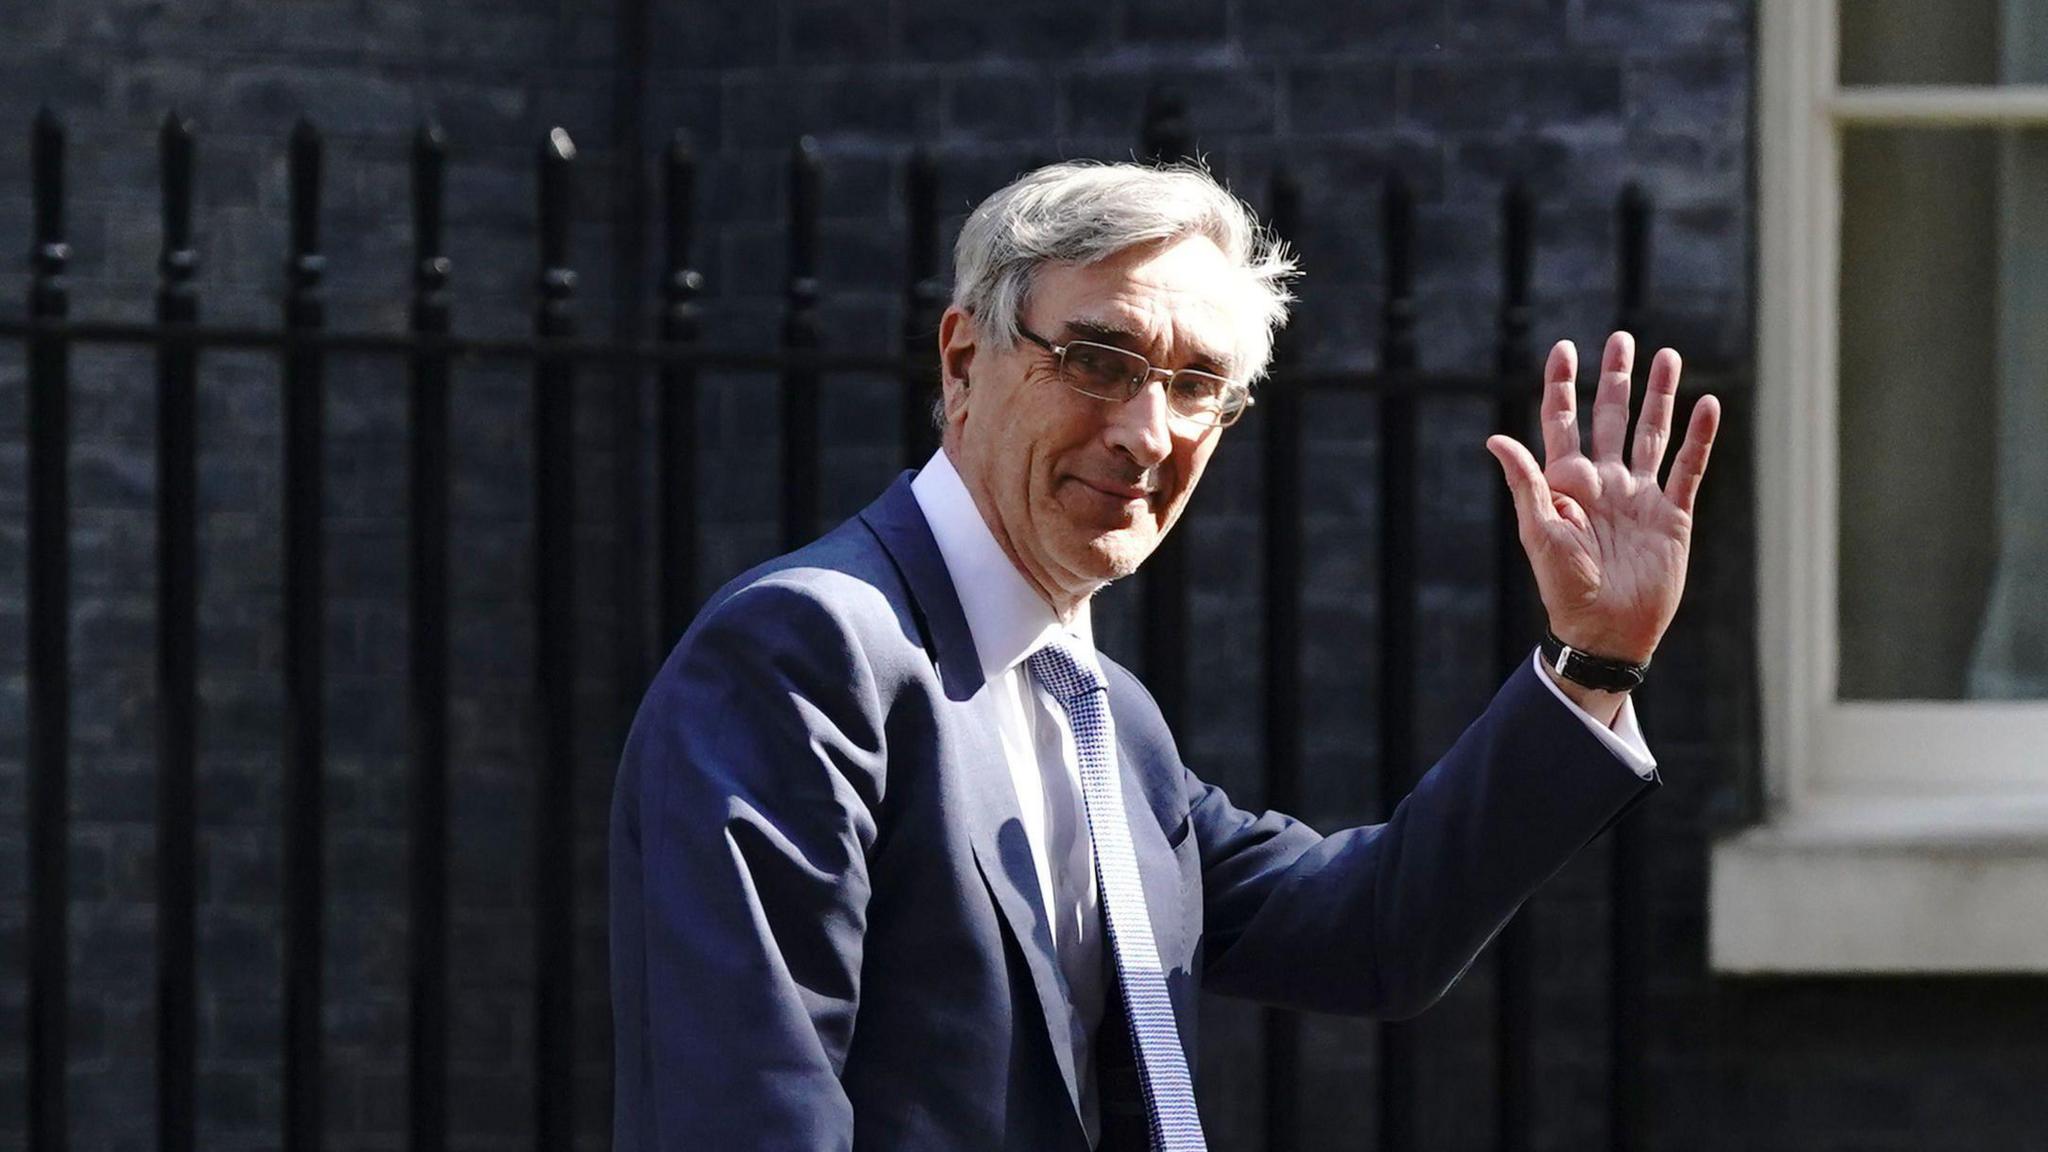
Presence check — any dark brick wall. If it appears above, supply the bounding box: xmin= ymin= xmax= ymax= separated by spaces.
xmin=4 ymin=0 xmax=2047 ymax=1150
xmin=0 ymin=3 xmax=635 ymax=1151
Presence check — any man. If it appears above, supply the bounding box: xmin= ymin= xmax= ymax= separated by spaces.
xmin=609 ymin=160 xmax=1720 ymax=1151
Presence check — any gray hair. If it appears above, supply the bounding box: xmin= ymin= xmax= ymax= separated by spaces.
xmin=938 ymin=159 xmax=1299 ymax=426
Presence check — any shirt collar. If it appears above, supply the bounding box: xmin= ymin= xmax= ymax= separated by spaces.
xmin=910 ymin=448 xmax=1096 ymax=680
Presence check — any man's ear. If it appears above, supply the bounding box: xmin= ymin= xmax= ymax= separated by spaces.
xmin=937 ymin=305 xmax=977 ymax=425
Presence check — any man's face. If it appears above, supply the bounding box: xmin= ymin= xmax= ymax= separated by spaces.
xmin=941 ymin=233 xmax=1245 ymax=610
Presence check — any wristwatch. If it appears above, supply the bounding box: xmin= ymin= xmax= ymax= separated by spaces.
xmin=1540 ymin=628 xmax=1650 ymax=692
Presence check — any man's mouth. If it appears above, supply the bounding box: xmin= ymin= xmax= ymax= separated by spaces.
xmin=1078 ymin=477 xmax=1153 ymax=502
xmin=1064 ymin=476 xmax=1166 ymax=531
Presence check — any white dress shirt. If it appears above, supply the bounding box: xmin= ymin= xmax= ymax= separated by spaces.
xmin=912 ymin=449 xmax=1114 ymax=1145
xmin=909 ymin=448 xmax=1656 ymax=1149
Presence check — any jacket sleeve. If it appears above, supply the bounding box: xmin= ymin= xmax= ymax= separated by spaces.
xmin=1189 ymin=655 xmax=1659 ymax=1020
xmin=611 ymin=578 xmax=888 ymax=1152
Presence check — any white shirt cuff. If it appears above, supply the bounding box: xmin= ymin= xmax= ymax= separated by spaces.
xmin=1529 ymin=647 xmax=1658 ymax=779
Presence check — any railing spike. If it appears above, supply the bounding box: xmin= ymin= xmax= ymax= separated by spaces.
xmin=548 ymin=125 xmax=577 ymax=162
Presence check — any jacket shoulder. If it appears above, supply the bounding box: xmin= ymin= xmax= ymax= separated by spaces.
xmin=671 ymin=514 xmax=925 ymax=683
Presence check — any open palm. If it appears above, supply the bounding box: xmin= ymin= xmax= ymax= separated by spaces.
xmin=1484 ymin=332 xmax=1721 ymax=665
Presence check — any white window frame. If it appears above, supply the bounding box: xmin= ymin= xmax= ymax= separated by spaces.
xmin=1710 ymin=0 xmax=2048 ymax=974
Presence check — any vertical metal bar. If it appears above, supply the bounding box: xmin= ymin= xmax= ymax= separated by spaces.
xmin=1259 ymin=169 xmax=1304 ymax=1152
xmin=1608 ymin=183 xmax=1651 ymax=1152
xmin=533 ymin=126 xmax=580 ymax=1152
xmin=26 ymin=105 xmax=72 ymax=1152
xmin=155 ymin=110 xmax=202 ymax=1152
xmin=1492 ymin=181 xmax=1538 ymax=1152
xmin=610 ymin=0 xmax=655 ymax=740
xmin=407 ymin=121 xmax=453 ymax=1152
xmin=901 ymin=149 xmax=943 ymax=470
xmin=658 ymin=133 xmax=703 ymax=647
xmin=1375 ymin=169 xmax=1420 ymax=1152
xmin=1140 ymin=87 xmax=1191 ymax=164
xmin=282 ymin=117 xmax=328 ymax=1152
xmin=1616 ymin=184 xmax=1650 ymax=340
xmin=1138 ymin=89 xmax=1191 ymax=730
xmin=781 ymin=137 xmax=822 ymax=551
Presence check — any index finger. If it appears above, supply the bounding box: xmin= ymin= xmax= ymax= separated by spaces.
xmin=1540 ymin=339 xmax=1582 ymax=467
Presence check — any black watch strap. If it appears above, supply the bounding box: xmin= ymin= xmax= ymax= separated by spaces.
xmin=1540 ymin=629 xmax=1649 ymax=692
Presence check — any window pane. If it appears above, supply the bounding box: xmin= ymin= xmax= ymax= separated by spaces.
xmin=1838 ymin=127 xmax=2048 ymax=700
xmin=1840 ymin=0 xmax=2048 ymax=85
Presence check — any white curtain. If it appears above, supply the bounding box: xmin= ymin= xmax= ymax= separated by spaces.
xmin=1966 ymin=0 xmax=2048 ymax=697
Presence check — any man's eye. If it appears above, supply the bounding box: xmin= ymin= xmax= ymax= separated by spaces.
xmin=1171 ymin=375 xmax=1226 ymax=401
xmin=1067 ymin=346 xmax=1134 ymax=385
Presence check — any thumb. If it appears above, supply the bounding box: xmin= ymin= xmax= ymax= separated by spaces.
xmin=1486 ymin=435 xmax=1555 ymax=534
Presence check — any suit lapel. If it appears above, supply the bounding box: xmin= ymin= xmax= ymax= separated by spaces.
xmin=859 ymin=472 xmax=1089 ymax=1130
xmin=960 ymin=703 xmax=1089 ymax=1123
xmin=1114 ymin=723 xmax=1186 ymax=977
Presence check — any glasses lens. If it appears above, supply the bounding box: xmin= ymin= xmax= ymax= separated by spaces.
xmin=1166 ymin=371 xmax=1229 ymax=414
xmin=1060 ymin=341 xmax=1146 ymax=400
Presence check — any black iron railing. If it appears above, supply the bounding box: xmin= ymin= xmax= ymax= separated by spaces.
xmin=2 ymin=97 xmax=1732 ymax=1152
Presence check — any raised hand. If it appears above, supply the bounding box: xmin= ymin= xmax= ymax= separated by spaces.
xmin=1484 ymin=331 xmax=1721 ymax=667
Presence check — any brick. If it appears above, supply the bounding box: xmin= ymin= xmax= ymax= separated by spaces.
xmin=1403 ymin=57 xmax=1625 ymax=133
xmin=1122 ymin=0 xmax=1229 ymax=47
xmin=721 ymin=73 xmax=941 ymax=151
xmin=0 ymin=353 xmax=22 ymax=439
xmin=712 ymin=217 xmax=790 ymax=293
xmin=200 ymin=827 xmax=278 ymax=905
xmin=1445 ymin=127 xmax=1611 ymax=203
xmin=1621 ymin=124 xmax=1746 ymax=214
xmin=193 ymin=671 xmax=286 ymax=759
xmin=1295 ymin=1012 xmax=1381 ymax=1132
xmin=787 ymin=0 xmax=895 ymax=67
xmin=1573 ymin=0 xmax=1748 ymax=50
xmin=3 ymin=54 xmax=108 ymax=120
xmin=1284 ymin=61 xmax=1399 ymax=136
xmin=331 ymin=1066 xmax=410 ymax=1136
xmin=71 ymin=755 xmax=159 ymax=829
xmin=197 ymin=1064 xmax=281 ymax=1133
xmin=1241 ymin=0 xmax=1445 ymax=54
xmin=813 ymin=294 xmax=898 ymax=356
xmin=62 ymin=348 xmax=160 ymax=445
xmin=1447 ymin=0 xmax=1575 ymax=46
xmin=700 ymin=150 xmax=796 ymax=226
xmin=71 ymin=902 xmax=155 ymax=990
xmin=898 ymin=0 xmax=1121 ymax=63
xmin=812 ymin=150 xmax=903 ymax=221
xmin=447 ymin=1064 xmax=532 ymax=1138
xmin=0 ymin=444 xmax=21 ymax=520
xmin=943 ymin=70 xmax=1058 ymax=144
xmin=277 ymin=0 xmax=436 ymax=61
xmin=1623 ymin=50 xmax=1747 ymax=137
xmin=1064 ymin=65 xmax=1280 ymax=143
xmin=649 ymin=0 xmax=779 ymax=70
xmin=0 ymin=674 xmax=23 ymax=766
xmin=67 ymin=665 xmax=155 ymax=760
xmin=323 ymin=908 xmax=407 ymax=992
xmin=211 ymin=64 xmax=422 ymax=140
xmin=324 ymin=742 xmax=408 ymax=823
xmin=421 ymin=3 xmax=562 ymax=65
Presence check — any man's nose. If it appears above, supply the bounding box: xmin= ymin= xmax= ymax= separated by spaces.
xmin=1102 ymin=375 xmax=1174 ymax=469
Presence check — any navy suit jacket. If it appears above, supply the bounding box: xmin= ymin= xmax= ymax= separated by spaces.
xmin=610 ymin=470 xmax=1660 ymax=1150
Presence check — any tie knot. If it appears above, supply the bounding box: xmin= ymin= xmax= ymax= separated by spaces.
xmin=1026 ymin=638 xmax=1106 ymax=705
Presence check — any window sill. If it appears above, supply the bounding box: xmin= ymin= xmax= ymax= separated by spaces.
xmin=1709 ymin=794 xmax=2048 ymax=974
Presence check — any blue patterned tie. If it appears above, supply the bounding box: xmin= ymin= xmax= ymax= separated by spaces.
xmin=1028 ymin=638 xmax=1207 ymax=1152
